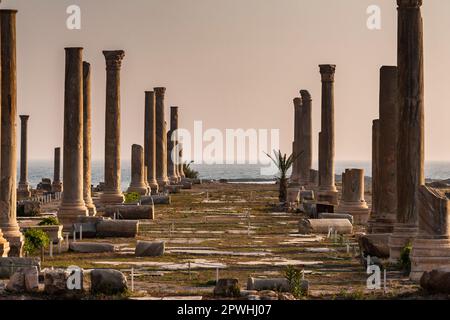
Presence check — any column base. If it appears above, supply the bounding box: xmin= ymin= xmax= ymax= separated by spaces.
xmin=147 ymin=179 xmax=159 ymax=195
xmin=52 ymin=181 xmax=63 ymax=193
xmin=336 ymin=201 xmax=370 ymax=225
xmin=58 ymin=203 xmax=89 ymax=231
xmin=100 ymin=191 xmax=125 ymax=206
xmin=127 ymin=185 xmax=149 ymax=196
xmin=367 ymin=216 xmax=396 ymax=234
xmin=0 ymin=231 xmax=10 ymax=257
xmin=84 ymin=200 xmax=97 ymax=216
xmin=0 ymin=225 xmax=24 ymax=257
xmin=317 ymin=189 xmax=339 ymax=205
xmin=388 ymin=223 xmax=418 ymax=263
xmin=157 ymin=178 xmax=170 ymax=191
xmin=410 ymin=238 xmax=450 ymax=282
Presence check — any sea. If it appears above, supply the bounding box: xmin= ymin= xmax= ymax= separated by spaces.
xmin=20 ymin=160 xmax=450 ymax=191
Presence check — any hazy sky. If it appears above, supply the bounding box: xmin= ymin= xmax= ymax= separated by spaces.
xmin=2 ymin=0 xmax=450 ymax=162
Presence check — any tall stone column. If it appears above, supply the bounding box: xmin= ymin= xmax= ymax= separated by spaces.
xmin=155 ymin=87 xmax=169 ymax=188
xmin=18 ymin=115 xmax=31 ymax=199
xmin=52 ymin=147 xmax=63 ymax=192
xmin=368 ymin=120 xmax=380 ymax=233
xmin=337 ymin=169 xmax=370 ymax=224
xmin=58 ymin=48 xmax=88 ymax=230
xmin=100 ymin=50 xmax=125 ymax=205
xmin=168 ymin=106 xmax=180 ymax=183
xmin=299 ymin=90 xmax=313 ymax=187
xmin=289 ymin=97 xmax=302 ymax=186
xmin=317 ymin=64 xmax=338 ymax=205
xmin=371 ymin=66 xmax=399 ymax=233
xmin=144 ymin=91 xmax=159 ymax=193
xmin=389 ymin=0 xmax=424 ymax=262
xmin=0 ymin=9 xmax=24 ymax=256
xmin=82 ymin=62 xmax=96 ymax=216
xmin=178 ymin=144 xmax=186 ymax=179
xmin=128 ymin=144 xmax=148 ymax=195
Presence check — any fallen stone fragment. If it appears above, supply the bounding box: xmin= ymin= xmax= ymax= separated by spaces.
xmin=135 ymin=241 xmax=165 ymax=257
xmin=69 ymin=242 xmax=117 ymax=253
xmin=420 ymin=269 xmax=450 ymax=294
xmin=319 ymin=212 xmax=354 ymax=224
xmin=6 ymin=269 xmax=25 ymax=293
xmin=104 ymin=205 xmax=154 ymax=220
xmin=298 ymin=218 xmax=353 ymax=235
xmin=90 ymin=269 xmax=128 ymax=295
xmin=358 ymin=233 xmax=390 ymax=259
xmin=141 ymin=195 xmax=171 ymax=205
xmin=0 ymin=257 xmax=41 ymax=279
xmin=214 ymin=279 xmax=240 ymax=297
xmin=247 ymin=277 xmax=290 ymax=292
xmin=96 ymin=220 xmax=139 ymax=238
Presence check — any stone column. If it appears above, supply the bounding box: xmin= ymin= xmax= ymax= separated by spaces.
xmin=155 ymin=87 xmax=169 ymax=188
xmin=144 ymin=91 xmax=159 ymax=194
xmin=18 ymin=115 xmax=31 ymax=199
xmin=168 ymin=106 xmax=180 ymax=183
xmin=410 ymin=186 xmax=450 ymax=281
xmin=0 ymin=228 xmax=9 ymax=257
xmin=389 ymin=0 xmax=424 ymax=262
xmin=82 ymin=62 xmax=96 ymax=216
xmin=317 ymin=64 xmax=338 ymax=205
xmin=57 ymin=47 xmax=88 ymax=230
xmin=337 ymin=169 xmax=370 ymax=224
xmin=299 ymin=90 xmax=313 ymax=187
xmin=100 ymin=50 xmax=125 ymax=205
xmin=179 ymin=144 xmax=186 ymax=179
xmin=289 ymin=97 xmax=301 ymax=186
xmin=127 ymin=144 xmax=148 ymax=195
xmin=371 ymin=66 xmax=399 ymax=233
xmin=368 ymin=120 xmax=380 ymax=232
xmin=0 ymin=9 xmax=24 ymax=256
xmin=52 ymin=147 xmax=63 ymax=192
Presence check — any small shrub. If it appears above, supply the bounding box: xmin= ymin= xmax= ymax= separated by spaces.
xmin=24 ymin=229 xmax=49 ymax=255
xmin=285 ymin=265 xmax=306 ymax=298
xmin=183 ymin=161 xmax=199 ymax=179
xmin=38 ymin=216 xmax=60 ymax=226
xmin=124 ymin=192 xmax=140 ymax=204
xmin=400 ymin=243 xmax=412 ymax=273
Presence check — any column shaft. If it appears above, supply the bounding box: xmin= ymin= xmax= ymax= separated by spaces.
xmin=128 ymin=144 xmax=148 ymax=195
xmin=145 ymin=91 xmax=159 ymax=193
xmin=52 ymin=147 xmax=63 ymax=192
xmin=155 ymin=87 xmax=169 ymax=188
xmin=18 ymin=115 xmax=31 ymax=199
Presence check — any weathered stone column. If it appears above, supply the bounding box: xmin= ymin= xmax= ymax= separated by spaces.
xmin=317 ymin=64 xmax=338 ymax=205
xmin=410 ymin=186 xmax=450 ymax=281
xmin=0 ymin=9 xmax=24 ymax=256
xmin=371 ymin=66 xmax=399 ymax=233
xmin=57 ymin=47 xmax=88 ymax=230
xmin=168 ymin=106 xmax=180 ymax=183
xmin=128 ymin=144 xmax=148 ymax=195
xmin=289 ymin=97 xmax=302 ymax=186
xmin=178 ymin=144 xmax=186 ymax=179
xmin=337 ymin=169 xmax=370 ymax=224
xmin=155 ymin=87 xmax=169 ymax=188
xmin=144 ymin=91 xmax=159 ymax=194
xmin=100 ymin=50 xmax=125 ymax=205
xmin=368 ymin=120 xmax=380 ymax=232
xmin=18 ymin=115 xmax=31 ymax=199
xmin=82 ymin=62 xmax=96 ymax=216
xmin=299 ymin=90 xmax=313 ymax=187
xmin=389 ymin=0 xmax=424 ymax=262
xmin=52 ymin=147 xmax=63 ymax=192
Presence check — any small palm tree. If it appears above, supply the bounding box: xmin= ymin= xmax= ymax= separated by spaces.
xmin=266 ymin=150 xmax=295 ymax=203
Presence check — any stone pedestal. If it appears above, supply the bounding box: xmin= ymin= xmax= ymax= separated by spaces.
xmin=155 ymin=87 xmax=169 ymax=189
xmin=410 ymin=186 xmax=450 ymax=281
xmin=0 ymin=10 xmax=24 ymax=256
xmin=128 ymin=144 xmax=148 ymax=195
xmin=389 ymin=0 xmax=424 ymax=262
xmin=51 ymin=147 xmax=63 ymax=192
xmin=83 ymin=62 xmax=97 ymax=216
xmin=18 ymin=115 xmax=31 ymax=200
xmin=337 ymin=169 xmax=370 ymax=224
xmin=144 ymin=91 xmax=159 ymax=194
xmin=100 ymin=50 xmax=125 ymax=205
xmin=57 ymin=48 xmax=88 ymax=231
xmin=317 ymin=65 xmax=338 ymax=205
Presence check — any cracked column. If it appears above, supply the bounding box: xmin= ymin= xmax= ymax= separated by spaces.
xmin=0 ymin=9 xmax=24 ymax=256
xmin=389 ymin=0 xmax=424 ymax=262
xmin=144 ymin=91 xmax=159 ymax=194
xmin=299 ymin=90 xmax=313 ymax=187
xmin=18 ymin=115 xmax=31 ymax=199
xmin=100 ymin=50 xmax=125 ymax=205
xmin=128 ymin=144 xmax=148 ymax=195
xmin=57 ymin=47 xmax=88 ymax=230
xmin=289 ymin=97 xmax=302 ymax=186
xmin=83 ymin=62 xmax=96 ymax=215
xmin=317 ymin=64 xmax=338 ymax=205
xmin=155 ymin=87 xmax=169 ymax=189
xmin=52 ymin=147 xmax=63 ymax=192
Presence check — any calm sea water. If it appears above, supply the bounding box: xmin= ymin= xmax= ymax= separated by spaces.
xmin=19 ymin=160 xmax=450 ymax=191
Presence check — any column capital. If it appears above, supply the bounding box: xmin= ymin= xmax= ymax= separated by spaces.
xmin=171 ymin=106 xmax=179 ymax=111
xmin=154 ymin=87 xmax=166 ymax=96
xmin=300 ymin=90 xmax=312 ymax=102
xmin=0 ymin=9 xmax=18 ymax=15
xmin=103 ymin=50 xmax=125 ymax=70
xmin=293 ymin=97 xmax=302 ymax=108
xmin=19 ymin=115 xmax=29 ymax=121
xmin=319 ymin=64 xmax=336 ymax=82
xmin=397 ymin=0 xmax=422 ymax=8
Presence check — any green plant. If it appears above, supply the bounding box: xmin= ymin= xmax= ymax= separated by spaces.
xmin=285 ymin=265 xmax=306 ymax=298
xmin=183 ymin=161 xmax=199 ymax=179
xmin=400 ymin=242 xmax=412 ymax=273
xmin=24 ymin=229 xmax=50 ymax=255
xmin=38 ymin=216 xmax=60 ymax=226
xmin=124 ymin=192 xmax=141 ymax=204
xmin=265 ymin=150 xmax=296 ymax=203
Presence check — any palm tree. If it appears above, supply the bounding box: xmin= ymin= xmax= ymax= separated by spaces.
xmin=266 ymin=150 xmax=296 ymax=203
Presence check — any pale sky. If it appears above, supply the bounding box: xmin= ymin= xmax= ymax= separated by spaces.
xmin=2 ymin=0 xmax=450 ymax=162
